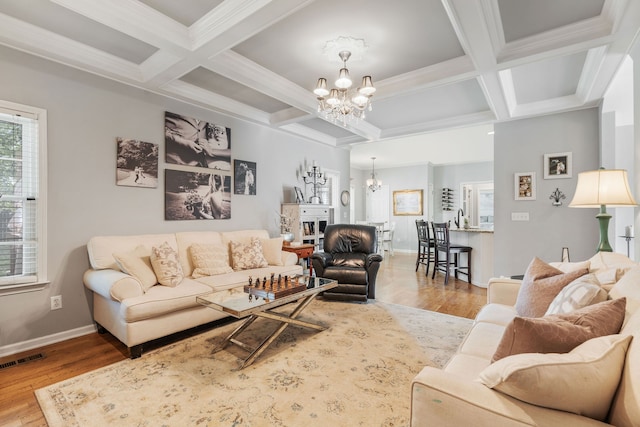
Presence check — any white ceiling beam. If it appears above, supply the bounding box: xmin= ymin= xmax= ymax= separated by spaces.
xmin=161 ymin=80 xmax=271 ymax=124
xmin=377 ymin=111 xmax=496 ymax=140
xmin=270 ymin=107 xmax=312 ymax=126
xmin=190 ymin=0 xmax=274 ymax=50
xmin=280 ymin=123 xmax=338 ymax=146
xmin=443 ymin=0 xmax=510 ymax=120
xmin=50 ymin=0 xmax=191 ymax=53
xmin=0 ymin=13 xmax=142 ymax=81
xmin=374 ymin=56 xmax=476 ymax=100
xmin=576 ymin=0 xmax=640 ymax=102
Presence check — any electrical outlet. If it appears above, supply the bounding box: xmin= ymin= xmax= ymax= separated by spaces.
xmin=51 ymin=295 xmax=62 ymax=310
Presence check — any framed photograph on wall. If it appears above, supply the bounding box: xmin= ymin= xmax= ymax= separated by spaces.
xmin=164 ymin=169 xmax=231 ymax=220
xmin=543 ymin=152 xmax=572 ymax=179
xmin=164 ymin=111 xmax=231 ymax=171
xmin=515 ymin=172 xmax=536 ymax=200
xmin=393 ymin=189 xmax=423 ymax=215
xmin=116 ymin=137 xmax=158 ymax=188
xmin=233 ymin=160 xmax=256 ymax=195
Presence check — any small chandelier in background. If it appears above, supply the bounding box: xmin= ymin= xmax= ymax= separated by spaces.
xmin=366 ymin=157 xmax=382 ymax=192
xmin=313 ymin=38 xmax=376 ymax=126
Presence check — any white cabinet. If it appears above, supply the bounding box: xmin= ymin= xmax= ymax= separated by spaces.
xmin=282 ymin=204 xmax=333 ymax=250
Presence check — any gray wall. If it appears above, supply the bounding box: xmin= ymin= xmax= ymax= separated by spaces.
xmin=0 ymin=46 xmax=350 ymax=350
xmin=351 ymin=164 xmax=432 ymax=252
xmin=493 ymin=108 xmax=600 ymax=277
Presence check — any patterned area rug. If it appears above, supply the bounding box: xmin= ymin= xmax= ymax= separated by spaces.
xmin=36 ymin=300 xmax=473 ymax=427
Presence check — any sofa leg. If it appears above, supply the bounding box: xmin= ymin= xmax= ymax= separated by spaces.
xmin=96 ymin=323 xmax=107 ymax=334
xmin=129 ymin=345 xmax=143 ymax=359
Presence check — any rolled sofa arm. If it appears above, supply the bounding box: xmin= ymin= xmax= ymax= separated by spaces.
xmin=411 ymin=367 xmax=608 ymax=427
xmin=487 ymin=277 xmax=522 ymax=305
xmin=83 ymin=269 xmax=144 ymax=302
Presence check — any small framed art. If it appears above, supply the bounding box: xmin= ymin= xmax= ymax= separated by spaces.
xmin=515 ymin=172 xmax=536 ymax=200
xmin=543 ymin=152 xmax=572 ymax=179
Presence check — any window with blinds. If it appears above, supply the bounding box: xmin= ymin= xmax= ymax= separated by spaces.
xmin=0 ymin=101 xmax=47 ymax=288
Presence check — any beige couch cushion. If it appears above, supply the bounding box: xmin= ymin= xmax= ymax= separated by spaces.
xmin=120 ymin=278 xmax=213 ymax=322
xmin=492 ymin=298 xmax=626 ymax=362
xmin=260 ymin=237 xmax=284 ymax=266
xmin=545 ymin=273 xmax=608 ymax=315
xmin=150 ymin=242 xmax=184 ymax=287
xmin=112 ymin=245 xmax=157 ymax=291
xmin=479 ymin=334 xmax=633 ymax=421
xmin=515 ymin=257 xmax=588 ymax=317
xmin=189 ymin=243 xmax=233 ymax=278
xmin=230 ymin=238 xmax=268 ymax=270
xmin=88 ymin=233 xmax=177 ymax=270
xmin=175 ymin=231 xmax=224 ymax=276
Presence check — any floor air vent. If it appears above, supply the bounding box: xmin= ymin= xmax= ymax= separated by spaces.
xmin=0 ymin=352 xmax=45 ymax=370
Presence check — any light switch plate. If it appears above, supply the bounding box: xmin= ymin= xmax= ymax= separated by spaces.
xmin=511 ymin=212 xmax=529 ymax=221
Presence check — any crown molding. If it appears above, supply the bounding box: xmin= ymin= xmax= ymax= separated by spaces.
xmin=279 ymin=123 xmax=338 ymax=146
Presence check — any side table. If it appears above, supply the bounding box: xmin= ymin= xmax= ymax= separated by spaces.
xmin=282 ymin=243 xmax=315 ymax=276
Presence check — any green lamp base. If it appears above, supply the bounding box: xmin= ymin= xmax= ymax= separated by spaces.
xmin=596 ymin=207 xmax=612 ymax=252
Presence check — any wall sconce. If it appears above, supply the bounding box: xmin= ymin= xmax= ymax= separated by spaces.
xmin=549 ymin=188 xmax=566 ymax=206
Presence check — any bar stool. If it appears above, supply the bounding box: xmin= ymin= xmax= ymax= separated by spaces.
xmin=431 ymin=222 xmax=472 ymax=285
xmin=415 ymin=219 xmax=434 ymax=275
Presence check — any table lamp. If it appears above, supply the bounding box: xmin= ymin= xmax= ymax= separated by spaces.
xmin=569 ymin=168 xmax=637 ymax=252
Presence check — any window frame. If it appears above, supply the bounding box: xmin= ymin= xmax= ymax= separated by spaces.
xmin=0 ymin=100 xmax=48 ymax=295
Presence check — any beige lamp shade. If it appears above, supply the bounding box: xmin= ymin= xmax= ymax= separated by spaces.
xmin=569 ymin=169 xmax=637 ymax=208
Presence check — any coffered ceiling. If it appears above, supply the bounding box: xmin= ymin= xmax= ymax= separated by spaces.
xmin=0 ymin=0 xmax=639 ymax=169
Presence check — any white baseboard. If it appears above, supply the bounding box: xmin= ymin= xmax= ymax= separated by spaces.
xmin=0 ymin=324 xmax=97 ymax=358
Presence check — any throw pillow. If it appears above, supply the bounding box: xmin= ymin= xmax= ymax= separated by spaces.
xmin=259 ymin=237 xmax=284 ymax=266
xmin=544 ymin=273 xmax=608 ymax=315
xmin=189 ymin=243 xmax=233 ymax=278
xmin=515 ymin=257 xmax=588 ymax=317
xmin=479 ymin=334 xmax=633 ymax=421
xmin=150 ymin=242 xmax=184 ymax=287
xmin=549 ymin=260 xmax=591 ymax=273
xmin=492 ymin=298 xmax=626 ymax=362
xmin=112 ymin=245 xmax=157 ymax=292
xmin=230 ymin=237 xmax=268 ymax=270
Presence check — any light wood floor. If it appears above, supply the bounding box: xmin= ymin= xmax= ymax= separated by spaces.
xmin=0 ymin=252 xmax=485 ymax=426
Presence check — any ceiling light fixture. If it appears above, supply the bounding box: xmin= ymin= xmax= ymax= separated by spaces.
xmin=313 ymin=38 xmax=375 ymax=126
xmin=366 ymin=157 xmax=382 ymax=192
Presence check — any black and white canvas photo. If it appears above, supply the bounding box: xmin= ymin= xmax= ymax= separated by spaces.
xmin=164 ymin=111 xmax=231 ymax=171
xmin=234 ymin=160 xmax=256 ymax=195
xmin=164 ymin=169 xmax=231 ymax=220
xmin=116 ymin=138 xmax=158 ymax=188
xmin=543 ymin=152 xmax=572 ymax=179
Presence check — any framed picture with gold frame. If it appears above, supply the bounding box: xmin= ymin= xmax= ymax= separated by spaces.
xmin=393 ymin=189 xmax=423 ymax=216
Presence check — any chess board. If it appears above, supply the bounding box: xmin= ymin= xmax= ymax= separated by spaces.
xmin=244 ymin=275 xmax=307 ymax=301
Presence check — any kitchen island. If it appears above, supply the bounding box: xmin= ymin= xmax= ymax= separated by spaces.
xmin=449 ymin=228 xmax=493 ymax=288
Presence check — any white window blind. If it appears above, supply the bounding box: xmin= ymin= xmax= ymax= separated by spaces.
xmin=0 ymin=102 xmax=46 ymax=288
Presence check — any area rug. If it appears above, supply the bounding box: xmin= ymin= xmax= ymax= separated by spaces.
xmin=36 ymin=301 xmax=473 ymax=427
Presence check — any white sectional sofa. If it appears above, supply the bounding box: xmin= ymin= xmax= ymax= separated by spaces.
xmin=411 ymin=252 xmax=640 ymax=426
xmin=83 ymin=229 xmax=302 ymax=358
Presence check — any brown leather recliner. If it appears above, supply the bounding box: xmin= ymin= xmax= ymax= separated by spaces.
xmin=311 ymin=224 xmax=383 ymax=302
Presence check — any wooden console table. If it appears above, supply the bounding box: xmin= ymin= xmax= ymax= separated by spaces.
xmin=282 ymin=243 xmax=315 ymax=275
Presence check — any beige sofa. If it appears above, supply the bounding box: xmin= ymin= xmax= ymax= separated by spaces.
xmin=83 ymin=230 xmax=302 ymax=358
xmin=411 ymin=252 xmax=640 ymax=426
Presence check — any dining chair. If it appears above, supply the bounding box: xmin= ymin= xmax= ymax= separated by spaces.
xmin=382 ymin=221 xmax=395 ymax=256
xmin=415 ymin=219 xmax=434 ymax=275
xmin=431 ymin=222 xmax=472 ymax=285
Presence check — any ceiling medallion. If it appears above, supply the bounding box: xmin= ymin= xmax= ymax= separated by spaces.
xmin=313 ymin=37 xmax=376 ymax=126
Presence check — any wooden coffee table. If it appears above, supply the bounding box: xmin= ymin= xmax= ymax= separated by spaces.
xmin=197 ymin=276 xmax=337 ymax=369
